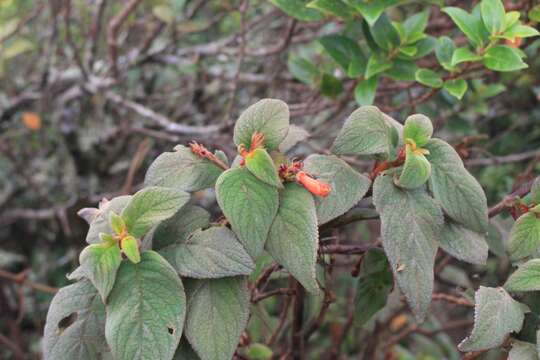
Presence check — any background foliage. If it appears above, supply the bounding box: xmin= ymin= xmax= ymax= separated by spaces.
xmin=1 ymin=0 xmax=540 ymax=359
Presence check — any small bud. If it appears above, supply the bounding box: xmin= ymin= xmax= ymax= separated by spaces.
xmin=121 ymin=235 xmax=141 ymax=263
xmin=296 ymin=171 xmax=331 ymax=197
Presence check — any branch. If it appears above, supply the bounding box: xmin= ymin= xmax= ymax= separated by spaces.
xmin=488 ymin=178 xmax=536 ymax=218
xmin=0 ymin=269 xmax=58 ymax=294
xmin=465 ymin=149 xmax=540 ymax=167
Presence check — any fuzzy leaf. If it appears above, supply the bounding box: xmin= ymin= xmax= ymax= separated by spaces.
xmin=508 ymin=341 xmax=538 ymax=360
xmin=505 ymin=259 xmax=540 ymax=292
xmin=531 ymin=177 xmax=540 ymax=205
xmin=160 ymin=227 xmax=254 ymax=279
xmin=121 ymin=186 xmax=190 ymax=238
xmin=403 ymin=114 xmax=433 ymax=147
xmin=396 ymin=147 xmax=431 ymax=190
xmin=458 ymin=286 xmax=526 ymax=352
xmin=144 ymin=145 xmax=224 ymax=192
xmin=425 ymin=139 xmax=489 ymax=233
xmin=43 ymin=280 xmax=108 ymax=360
xmin=245 ymin=148 xmax=283 ymax=188
xmin=439 ymin=220 xmax=489 ymax=265
xmin=86 ymin=196 xmax=132 ymax=244
xmin=303 ymin=154 xmax=371 ymax=224
xmin=278 ymin=125 xmax=309 ymax=153
xmin=106 ymin=251 xmax=186 ymax=360
xmin=184 ymin=277 xmax=250 ymax=360
xmin=216 ymin=167 xmax=279 ymax=258
xmin=233 ymin=99 xmax=290 ymax=151
xmin=79 ymin=243 xmax=122 ymax=301
xmin=152 ymin=205 xmax=211 ymax=250
xmin=373 ymin=172 xmax=443 ymax=321
xmin=332 ymin=106 xmax=391 ymax=157
xmin=266 ymin=183 xmax=319 ymax=293
xmin=508 ymin=212 xmax=540 ymax=260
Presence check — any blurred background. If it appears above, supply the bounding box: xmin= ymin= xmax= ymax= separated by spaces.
xmin=1 ymin=0 xmax=540 ymax=358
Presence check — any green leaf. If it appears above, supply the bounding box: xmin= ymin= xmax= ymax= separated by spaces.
xmin=435 ymin=36 xmax=456 ymax=71
xmin=2 ymin=38 xmax=33 ymax=59
xmin=439 ymin=220 xmax=489 ymax=265
xmin=396 ymin=146 xmax=431 ymax=189
xmin=501 ymin=24 xmax=540 ymax=40
xmin=403 ymin=114 xmax=433 ymax=147
xmin=373 ymin=173 xmax=443 ymax=321
xmin=303 ymin=154 xmax=371 ymax=224
xmin=216 ymin=167 xmax=279 ymax=258
xmin=370 ymin=13 xmax=400 ymax=50
xmin=245 ymin=343 xmax=273 ymax=360
xmin=110 ymin=211 xmax=126 ymax=234
xmin=184 ymin=277 xmax=249 ymax=360
xmin=481 ymin=0 xmax=506 ymax=35
xmin=288 ymin=55 xmax=320 ymax=85
xmin=152 ymin=205 xmax=210 ymax=250
xmin=121 ymin=235 xmax=140 ymax=263
xmin=384 ymin=59 xmax=417 ymax=81
xmin=504 ymin=11 xmax=521 ymax=30
xmin=266 ymin=183 xmax=319 ymax=293
xmin=121 ymin=186 xmax=190 ymax=238
xmin=505 ymin=259 xmax=540 ymax=292
xmin=160 ymin=226 xmax=254 ymax=279
xmin=79 ymin=243 xmax=122 ymax=301
xmin=442 ymin=7 xmax=486 ymax=48
xmin=320 ymin=72 xmax=343 ymax=98
xmin=332 ymin=106 xmax=391 ymax=157
xmin=402 ymin=10 xmax=429 ymax=44
xmin=144 ymin=145 xmax=224 ymax=192
xmin=444 ymin=79 xmax=468 ymax=100
xmin=415 ymin=68 xmax=443 ymax=88
xmin=268 ymin=0 xmax=324 ymax=21
xmin=279 ymin=125 xmax=310 ymax=153
xmin=451 ymin=47 xmax=482 ymax=66
xmin=354 ymin=249 xmax=393 ymax=326
xmin=425 ymin=139 xmax=489 ymax=233
xmin=233 ymin=99 xmax=290 ymax=151
xmin=508 ymin=341 xmax=538 ymax=360
xmin=458 ymin=286 xmax=527 ymax=352
xmin=531 ymin=177 xmax=540 ymax=204
xmin=350 ymin=0 xmax=399 ymax=26
xmin=508 ymin=212 xmax=540 ymax=261
xmin=319 ymin=34 xmax=365 ymax=72
xmin=306 ymin=0 xmax=352 ymax=19
xmin=106 ymin=251 xmax=186 ymax=360
xmin=364 ymin=53 xmax=393 ymax=79
xmin=354 ymin=76 xmax=378 ymax=106
xmin=44 ymin=280 xmax=108 ymax=360
xmin=529 ymin=5 xmax=540 ymax=22
xmin=153 ymin=5 xmax=175 ymax=24
xmin=245 ymin=148 xmax=283 ymax=188
xmin=85 ymin=196 xmax=132 ymax=244
xmin=483 ymin=45 xmax=528 ymax=72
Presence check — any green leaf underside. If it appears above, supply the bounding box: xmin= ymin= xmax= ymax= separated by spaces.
xmin=303 ymin=154 xmax=371 ymax=224
xmin=332 ymin=106 xmax=391 ymax=157
xmin=152 ymin=205 xmax=211 ymax=250
xmin=184 ymin=277 xmax=250 ymax=360
xmin=355 ymin=249 xmax=393 ymax=326
xmin=216 ymin=167 xmax=279 ymax=258
xmin=508 ymin=212 xmax=540 ymax=260
xmin=144 ymin=145 xmax=224 ymax=192
xmin=121 ymin=186 xmax=190 ymax=239
xmin=266 ymin=183 xmax=319 ymax=293
xmin=425 ymin=139 xmax=489 ymax=233
xmin=105 ymin=251 xmax=186 ymax=360
xmin=439 ymin=220 xmax=488 ymax=265
xmin=43 ymin=280 xmax=108 ymax=360
xmin=160 ymin=227 xmax=254 ymax=279
xmin=245 ymin=148 xmax=283 ymax=188
xmin=86 ymin=196 xmax=132 ymax=244
xmin=79 ymin=243 xmax=122 ymax=301
xmin=403 ymin=114 xmax=433 ymax=147
xmin=458 ymin=286 xmax=526 ymax=352
xmin=373 ymin=172 xmax=443 ymax=321
xmin=505 ymin=259 xmax=540 ymax=292
xmin=396 ymin=147 xmax=431 ymax=189
xmin=233 ymin=98 xmax=290 ymax=151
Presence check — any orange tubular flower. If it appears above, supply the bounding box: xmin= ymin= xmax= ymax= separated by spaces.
xmin=296 ymin=171 xmax=331 ymax=197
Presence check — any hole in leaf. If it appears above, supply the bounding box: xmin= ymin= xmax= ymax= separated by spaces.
xmin=167 ymin=327 xmax=175 ymax=335
xmin=57 ymin=312 xmax=77 ymax=334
